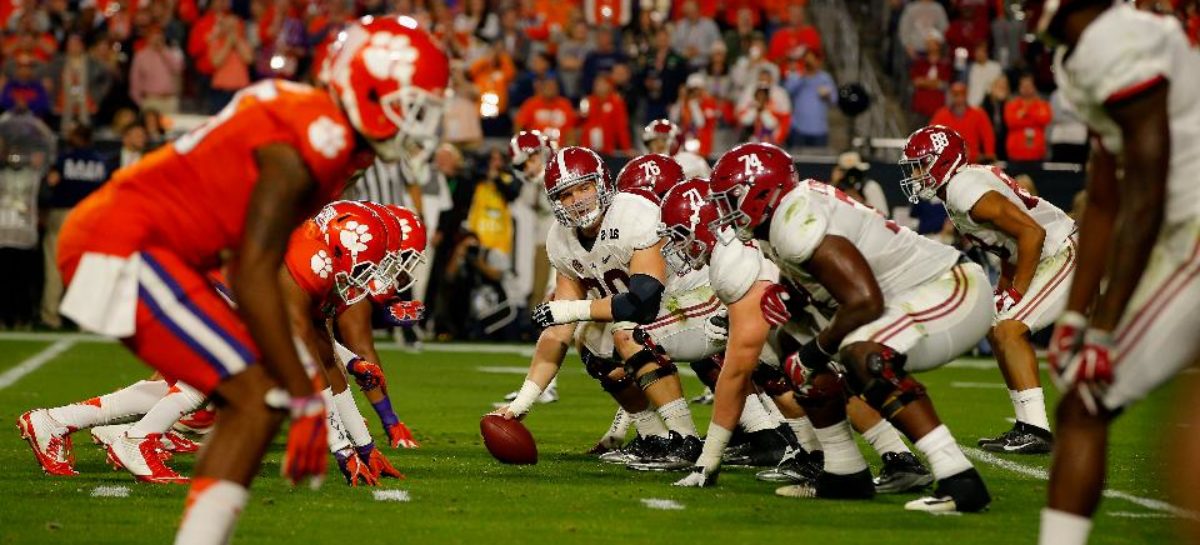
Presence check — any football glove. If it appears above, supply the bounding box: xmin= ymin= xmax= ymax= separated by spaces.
xmin=386 ymin=421 xmax=420 ymax=449
xmin=282 ymin=394 xmax=328 ymax=487
xmin=760 ymin=283 xmax=792 ymax=327
xmin=381 ymin=300 xmax=424 ymax=328
xmin=335 ymin=448 xmax=378 ymax=487
xmin=703 ymin=313 xmax=729 ymax=344
xmin=1054 ymin=328 xmax=1115 ymax=415
xmin=994 ymin=286 xmax=1023 ymax=314
xmin=345 ymin=357 xmax=388 ymax=393
xmin=673 ymin=466 xmax=719 ymax=487
xmin=360 ymin=444 xmax=405 ymax=480
xmin=1048 ymin=311 xmax=1087 ymax=374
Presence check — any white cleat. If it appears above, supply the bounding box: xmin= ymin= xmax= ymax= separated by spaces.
xmin=904 ymin=496 xmax=960 ymax=513
xmin=17 ymin=409 xmax=77 ymax=476
xmin=91 ymin=425 xmax=188 ymax=484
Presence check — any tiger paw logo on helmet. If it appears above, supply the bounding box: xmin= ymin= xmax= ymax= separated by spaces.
xmin=339 ymin=221 xmax=375 ymax=255
xmin=363 ymin=32 xmax=418 ymax=86
xmin=310 ymin=249 xmax=333 ymax=279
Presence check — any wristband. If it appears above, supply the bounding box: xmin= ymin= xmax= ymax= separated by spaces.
xmin=696 ymin=422 xmax=732 ymax=472
xmin=507 ymin=379 xmax=543 ymax=416
xmin=554 ymin=299 xmax=593 ymax=323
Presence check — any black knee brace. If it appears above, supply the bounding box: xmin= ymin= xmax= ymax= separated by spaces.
xmin=626 ymin=328 xmax=678 ymax=389
xmin=752 ymin=362 xmax=791 ymax=397
xmin=845 ymin=347 xmax=926 ymax=419
xmin=582 ymin=347 xmax=631 ymax=393
xmin=690 ymin=356 xmax=723 ymax=390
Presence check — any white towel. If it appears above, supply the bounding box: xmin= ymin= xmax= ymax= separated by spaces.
xmin=60 ymin=252 xmax=141 ymax=338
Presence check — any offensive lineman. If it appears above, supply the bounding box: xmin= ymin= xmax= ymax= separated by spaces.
xmin=643 ymin=119 xmax=712 ymax=180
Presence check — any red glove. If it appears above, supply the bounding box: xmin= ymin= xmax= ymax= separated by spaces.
xmin=362 ymin=445 xmax=405 ymax=480
xmin=383 ymin=300 xmax=424 ymax=327
xmin=1048 ymin=311 xmax=1087 ymax=375
xmin=282 ymin=394 xmax=328 ymax=486
xmin=994 ymin=286 xmax=1023 ymax=314
xmin=336 ymin=449 xmax=378 ymax=487
xmin=346 ymin=357 xmax=389 ymax=393
xmin=760 ymin=283 xmax=792 ymax=327
xmin=386 ymin=421 xmax=420 ymax=449
xmin=1056 ymin=329 xmax=1115 ymax=415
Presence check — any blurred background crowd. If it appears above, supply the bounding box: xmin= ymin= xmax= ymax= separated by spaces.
xmin=0 ymin=0 xmax=1195 ymax=342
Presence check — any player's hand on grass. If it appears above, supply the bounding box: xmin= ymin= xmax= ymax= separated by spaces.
xmin=387 ymin=421 xmax=420 ymax=449
xmin=361 ymin=445 xmax=405 ymax=480
xmin=336 ymin=448 xmax=378 ymax=487
xmin=673 ymin=466 xmax=718 ymax=487
xmin=283 ymin=393 xmax=328 ymax=487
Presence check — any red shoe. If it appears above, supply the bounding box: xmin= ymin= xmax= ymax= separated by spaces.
xmin=16 ymin=410 xmax=77 ymax=476
xmin=174 ymin=407 xmax=216 ymax=436
xmin=160 ymin=430 xmax=202 ymax=454
xmin=386 ymin=422 xmax=420 ymax=449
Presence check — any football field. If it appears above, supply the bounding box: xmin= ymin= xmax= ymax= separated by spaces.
xmin=0 ymin=333 xmax=1189 ymax=544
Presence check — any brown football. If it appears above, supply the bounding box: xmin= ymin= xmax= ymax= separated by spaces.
xmin=480 ymin=414 xmax=538 ymax=465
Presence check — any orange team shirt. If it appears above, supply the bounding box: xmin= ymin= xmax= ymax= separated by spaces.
xmin=515 ymin=96 xmax=577 ymax=140
xmin=59 ymin=80 xmax=362 ymax=275
xmin=284 ymin=220 xmax=338 ymax=318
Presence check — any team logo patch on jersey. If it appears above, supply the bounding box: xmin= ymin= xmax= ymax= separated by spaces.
xmin=340 ymin=221 xmax=375 ymax=255
xmin=363 ymin=32 xmax=419 ymax=86
xmin=308 ymin=116 xmax=348 ymax=159
xmin=571 ymin=259 xmax=585 ymax=275
xmin=310 ymin=249 xmax=333 ymax=278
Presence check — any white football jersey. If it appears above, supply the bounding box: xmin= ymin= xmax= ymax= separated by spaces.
xmin=546 ymin=192 xmax=706 ymax=299
xmin=761 ymin=181 xmax=961 ymax=300
xmin=943 ymin=165 xmax=1076 ymax=265
xmin=1053 ymin=4 xmax=1200 ymax=225
xmin=708 ymin=236 xmax=780 ymax=305
xmin=674 ymin=151 xmax=712 ymax=180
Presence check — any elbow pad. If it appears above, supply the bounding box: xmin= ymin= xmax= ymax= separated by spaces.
xmin=611 ymin=274 xmax=664 ymax=324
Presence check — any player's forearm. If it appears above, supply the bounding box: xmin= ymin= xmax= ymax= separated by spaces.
xmin=527 ymin=324 xmax=573 ymax=388
xmin=821 ymin=300 xmax=882 ymax=350
xmin=711 ymin=341 xmax=758 ymax=430
xmin=1012 ymin=226 xmax=1046 ymax=294
xmin=335 ymin=303 xmax=380 ymax=363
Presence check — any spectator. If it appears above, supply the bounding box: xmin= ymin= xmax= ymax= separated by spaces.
xmin=580 ymin=28 xmax=625 ymax=96
xmin=579 ymin=74 xmax=632 ymax=156
xmin=496 ymin=7 xmax=532 ymax=67
xmin=909 ymin=37 xmax=951 ymax=126
xmin=117 ymin=122 xmax=147 ymax=168
xmin=187 ymin=0 xmax=230 ymax=96
xmin=514 ymin=76 xmax=577 ymax=145
xmin=141 ymin=108 xmax=168 ymax=147
xmin=831 ymin=151 xmax=888 ymax=216
xmin=980 ymin=75 xmax=1010 ymax=161
xmin=445 ymin=65 xmax=485 ymax=145
xmin=1 ymin=55 xmax=52 ymax=120
xmin=556 ymin=21 xmax=591 ymax=100
xmin=944 ymin=3 xmax=989 ymax=59
xmin=509 ymin=51 xmax=557 ymax=114
xmin=700 ymin=41 xmax=735 ymax=116
xmin=670 ymin=0 xmax=721 ymax=69
xmin=736 ymin=71 xmax=791 ymax=146
xmin=583 ymin=0 xmax=633 ymax=27
xmin=469 ymin=40 xmax=518 ymax=116
xmin=46 ymin=33 xmax=110 ymax=133
xmin=783 ymin=50 xmax=836 ymax=148
xmin=206 ymin=11 xmax=252 ymax=113
xmin=1003 ymin=73 xmax=1052 ymax=162
xmin=442 ymin=231 xmax=516 ymax=340
xmin=990 ymin=3 xmax=1024 ymax=69
xmin=3 ymin=16 xmax=58 ymax=64
xmin=930 ymin=82 xmax=995 ymax=163
xmin=720 ymin=0 xmax=762 ymax=29
xmin=898 ymin=0 xmax=948 ymax=58
xmin=722 ymin=7 xmax=763 ymax=62
xmin=966 ymin=41 xmax=1001 ymax=107
xmin=252 ymin=0 xmax=307 ymax=81
xmin=671 ymin=72 xmax=720 ymax=157
xmin=41 ymin=124 xmax=111 ymax=328
xmin=455 ymin=0 xmax=502 ymax=45
xmin=129 ymin=25 xmax=183 ymax=114
xmin=637 ymin=26 xmax=689 ymax=122
xmin=730 ymin=37 xmax=780 ymax=107
xmin=1048 ymin=88 xmax=1089 ymax=163
xmin=0 ymin=109 xmax=54 ymax=328
xmin=767 ymin=4 xmax=822 ymax=67
xmin=623 ymin=8 xmax=660 ymax=60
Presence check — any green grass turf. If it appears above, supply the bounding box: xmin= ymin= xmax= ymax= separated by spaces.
xmin=0 ymin=338 xmax=1185 ymax=544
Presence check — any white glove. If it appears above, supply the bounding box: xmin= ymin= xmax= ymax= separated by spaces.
xmin=673 ymin=466 xmax=719 ymax=487
xmin=703 ymin=312 xmax=729 ymax=344
xmin=532 ymin=300 xmax=592 ymax=328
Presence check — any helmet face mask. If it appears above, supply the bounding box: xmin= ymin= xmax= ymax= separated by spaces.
xmin=550 ymin=177 xmax=607 ymax=229
xmin=708 ymin=184 xmax=755 ymax=244
xmin=898 ymin=154 xmax=940 ymax=204
xmin=335 ymin=260 xmax=376 ymax=306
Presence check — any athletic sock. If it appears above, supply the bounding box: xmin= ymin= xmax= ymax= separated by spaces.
xmin=630 ymin=409 xmax=669 ymax=438
xmin=913 ymin=424 xmax=973 ymax=480
xmin=175 ymin=477 xmax=248 ymax=545
xmin=1008 ymin=389 xmax=1024 ymax=423
xmin=333 ymin=389 xmax=374 ymax=448
xmin=861 ymin=420 xmax=912 ymax=456
xmin=1038 ymin=508 xmax=1093 ymax=545
xmin=321 ymin=388 xmax=351 ymax=453
xmin=1014 ymin=388 xmax=1051 ymax=432
xmin=813 ymin=420 xmax=869 ymax=475
xmin=787 ymin=417 xmax=821 ymax=453
xmin=128 ymin=383 xmax=206 ymax=438
xmin=48 ymin=380 xmax=169 ymax=430
xmin=656 ymin=398 xmax=698 ymax=437
xmin=605 ymin=408 xmax=631 ymax=440
xmin=738 ymin=394 xmax=776 ymax=433
xmin=369 ymin=396 xmax=400 ymax=429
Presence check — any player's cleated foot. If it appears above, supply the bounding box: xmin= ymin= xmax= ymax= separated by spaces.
xmin=159 ymin=431 xmax=202 ymax=454
xmin=723 ymin=428 xmax=791 ymax=467
xmin=778 ymin=469 xmax=875 ymax=499
xmin=756 ymin=447 xmax=822 ymax=483
xmin=336 ymin=449 xmax=378 ymax=487
xmin=626 ymin=432 xmax=701 ymax=472
xmin=386 ymin=422 xmax=420 ymax=449
xmin=359 ymin=444 xmax=405 ymax=480
xmin=904 ymin=468 xmax=991 ymax=513
xmin=977 ymin=422 xmax=1053 ymax=454
xmin=17 ymin=409 xmax=77 ymax=476
xmin=588 ymin=434 xmax=625 ymax=455
xmin=689 ymin=388 xmax=714 ymax=405
xmin=173 ymin=407 xmax=216 ymax=436
xmin=874 ymin=452 xmax=934 ymax=494
xmin=91 ymin=426 xmax=188 ymax=484
xmin=599 ymin=434 xmax=665 ymax=464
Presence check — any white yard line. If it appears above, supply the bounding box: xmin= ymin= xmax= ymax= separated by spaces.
xmin=90 ymin=485 xmax=130 ymax=498
xmin=372 ymin=490 xmax=411 ymax=502
xmin=640 ymin=498 xmax=685 ymax=510
xmin=0 ymin=340 xmax=75 ymax=390
xmin=962 ymin=446 xmax=1200 ymax=520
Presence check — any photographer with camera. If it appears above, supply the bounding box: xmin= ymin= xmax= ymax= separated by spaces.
xmin=831 ymin=151 xmax=889 ymax=216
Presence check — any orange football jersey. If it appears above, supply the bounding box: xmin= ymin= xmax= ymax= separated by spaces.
xmin=59 ymin=80 xmax=365 ymax=277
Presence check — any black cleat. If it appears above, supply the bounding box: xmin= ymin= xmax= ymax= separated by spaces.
xmin=627 ymin=432 xmax=701 ymax=471
xmin=776 ymin=468 xmax=875 ymax=500
xmin=905 ymin=468 xmax=991 ymax=513
xmin=978 ymin=422 xmax=1053 ymax=454
xmin=874 ymin=452 xmax=934 ymax=494
xmin=599 ymin=434 xmax=670 ymax=464
xmin=756 ymin=446 xmax=822 ymax=483
xmin=723 ymin=427 xmax=790 ymax=467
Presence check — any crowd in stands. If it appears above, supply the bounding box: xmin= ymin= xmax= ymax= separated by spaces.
xmin=882 ymin=0 xmax=1198 ymax=164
